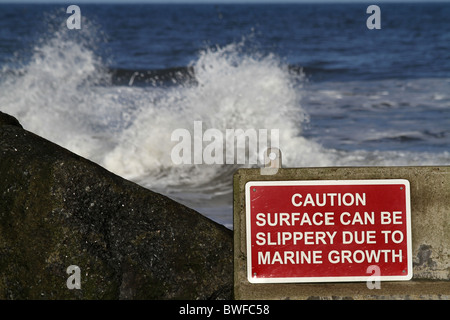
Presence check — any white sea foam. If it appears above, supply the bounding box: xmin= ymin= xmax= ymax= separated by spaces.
xmin=102 ymin=40 xmax=333 ymax=192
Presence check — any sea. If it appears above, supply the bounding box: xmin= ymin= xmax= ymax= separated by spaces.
xmin=1 ymin=3 xmax=449 ymax=229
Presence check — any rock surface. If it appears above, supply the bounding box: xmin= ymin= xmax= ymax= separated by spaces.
xmin=0 ymin=111 xmax=233 ymax=299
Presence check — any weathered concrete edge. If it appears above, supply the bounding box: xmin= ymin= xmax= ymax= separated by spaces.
xmin=233 ymin=167 xmax=450 ymax=300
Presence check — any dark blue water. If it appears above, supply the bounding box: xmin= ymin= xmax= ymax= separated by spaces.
xmin=1 ymin=3 xmax=449 ymax=227
xmin=1 ymin=3 xmax=450 ymax=80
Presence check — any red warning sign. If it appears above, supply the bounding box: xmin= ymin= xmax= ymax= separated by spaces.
xmin=245 ymin=180 xmax=412 ymax=283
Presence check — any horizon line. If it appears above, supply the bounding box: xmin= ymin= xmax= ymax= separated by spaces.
xmin=0 ymin=0 xmax=449 ymax=4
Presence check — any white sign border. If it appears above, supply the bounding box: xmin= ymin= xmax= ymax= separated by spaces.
xmin=245 ymin=179 xmax=412 ymax=284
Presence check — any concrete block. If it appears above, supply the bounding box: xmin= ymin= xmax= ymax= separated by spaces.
xmin=234 ymin=166 xmax=450 ymax=299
